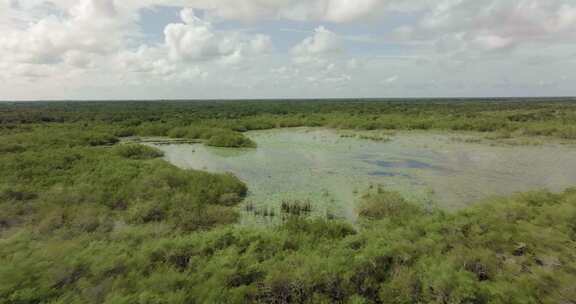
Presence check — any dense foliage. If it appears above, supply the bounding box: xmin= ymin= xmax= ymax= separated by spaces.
xmin=113 ymin=144 xmax=165 ymax=160
xmin=1 ymin=99 xmax=576 ymax=303
xmin=2 ymin=98 xmax=576 ymax=147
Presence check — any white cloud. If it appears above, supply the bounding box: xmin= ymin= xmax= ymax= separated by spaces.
xmin=126 ymin=0 xmax=397 ymax=23
xmin=0 ymin=0 xmax=131 ymax=65
xmin=1 ymin=0 xmax=576 ymax=100
xmin=117 ymin=46 xmax=168 ymax=74
xmin=288 ymin=27 xmax=358 ymax=88
xmin=164 ymin=8 xmax=272 ymax=63
xmin=415 ymin=0 xmax=576 ymax=56
xmin=321 ymin=0 xmax=384 ymax=22
xmin=293 ymin=26 xmax=341 ymax=56
xmin=115 ymin=7 xmax=273 ymax=85
xmin=63 ymin=51 xmax=97 ymax=68
xmin=381 ymin=75 xmax=399 ymax=85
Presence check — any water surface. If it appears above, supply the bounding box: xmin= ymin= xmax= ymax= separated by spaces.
xmin=154 ymin=128 xmax=576 ymax=224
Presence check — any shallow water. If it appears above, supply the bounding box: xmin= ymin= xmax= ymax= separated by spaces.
xmin=154 ymin=128 xmax=576 ymax=224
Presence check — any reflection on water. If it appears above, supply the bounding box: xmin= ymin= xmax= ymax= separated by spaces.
xmin=154 ymin=128 xmax=576 ymax=224
xmin=369 ymin=171 xmax=411 ymax=178
xmin=203 ymin=147 xmax=254 ymax=158
xmin=370 ymin=159 xmax=434 ymax=169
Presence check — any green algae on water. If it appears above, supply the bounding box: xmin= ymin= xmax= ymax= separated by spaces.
xmin=154 ymin=128 xmax=576 ymax=224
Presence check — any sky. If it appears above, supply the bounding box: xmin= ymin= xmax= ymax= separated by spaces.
xmin=1 ymin=0 xmax=576 ymax=100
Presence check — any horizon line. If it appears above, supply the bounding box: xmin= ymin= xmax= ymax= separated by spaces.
xmin=2 ymin=96 xmax=576 ymax=103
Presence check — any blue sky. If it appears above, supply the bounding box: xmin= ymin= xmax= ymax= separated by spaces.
xmin=1 ymin=0 xmax=575 ymax=100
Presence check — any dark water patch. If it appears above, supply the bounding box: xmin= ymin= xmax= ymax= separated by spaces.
xmin=370 ymin=159 xmax=434 ymax=169
xmin=369 ymin=171 xmax=410 ymax=177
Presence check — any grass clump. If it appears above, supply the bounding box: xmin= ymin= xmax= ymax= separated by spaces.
xmin=206 ymin=132 xmax=256 ymax=148
xmin=113 ymin=144 xmax=164 ymax=160
xmin=0 ymin=143 xmax=26 ymax=154
xmin=82 ymin=133 xmax=119 ymax=146
xmin=167 ymin=126 xmax=256 ymax=148
xmin=357 ymin=189 xmax=424 ymax=220
xmin=281 ymin=199 xmax=313 ymax=216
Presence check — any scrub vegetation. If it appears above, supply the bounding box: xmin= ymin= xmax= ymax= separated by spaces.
xmin=113 ymin=144 xmax=165 ymax=160
xmin=1 ymin=99 xmax=576 ymax=303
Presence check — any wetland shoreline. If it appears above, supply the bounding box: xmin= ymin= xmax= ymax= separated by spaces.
xmin=152 ymin=127 xmax=576 ymax=224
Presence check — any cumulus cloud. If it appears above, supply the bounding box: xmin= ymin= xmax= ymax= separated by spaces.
xmin=1 ymin=0 xmax=576 ymax=99
xmin=117 ymin=46 xmax=169 ymax=74
xmin=288 ymin=27 xmax=357 ymax=87
xmin=115 ymin=7 xmax=273 ymax=85
xmin=292 ymin=26 xmax=341 ymax=57
xmin=291 ymin=26 xmax=343 ymax=68
xmin=413 ymin=0 xmax=576 ymax=56
xmin=0 ymin=0 xmax=130 ymax=65
xmin=164 ymin=8 xmax=272 ymax=62
xmin=321 ymin=0 xmax=386 ymax=22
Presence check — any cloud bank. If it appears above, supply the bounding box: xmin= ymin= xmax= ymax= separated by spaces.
xmin=1 ymin=0 xmax=575 ymax=100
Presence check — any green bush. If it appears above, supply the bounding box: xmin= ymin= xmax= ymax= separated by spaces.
xmin=167 ymin=126 xmax=256 ymax=148
xmin=82 ymin=133 xmax=119 ymax=146
xmin=206 ymin=132 xmax=256 ymax=148
xmin=167 ymin=127 xmax=190 ymax=138
xmin=357 ymin=189 xmax=423 ymax=220
xmin=137 ymin=123 xmax=173 ymax=137
xmin=0 ymin=143 xmax=26 ymax=154
xmin=113 ymin=144 xmax=164 ymax=160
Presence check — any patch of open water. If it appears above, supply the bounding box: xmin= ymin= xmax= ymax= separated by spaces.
xmin=153 ymin=128 xmax=576 ymax=225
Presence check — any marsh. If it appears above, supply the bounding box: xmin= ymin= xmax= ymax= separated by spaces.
xmin=155 ymin=128 xmax=576 ymax=223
